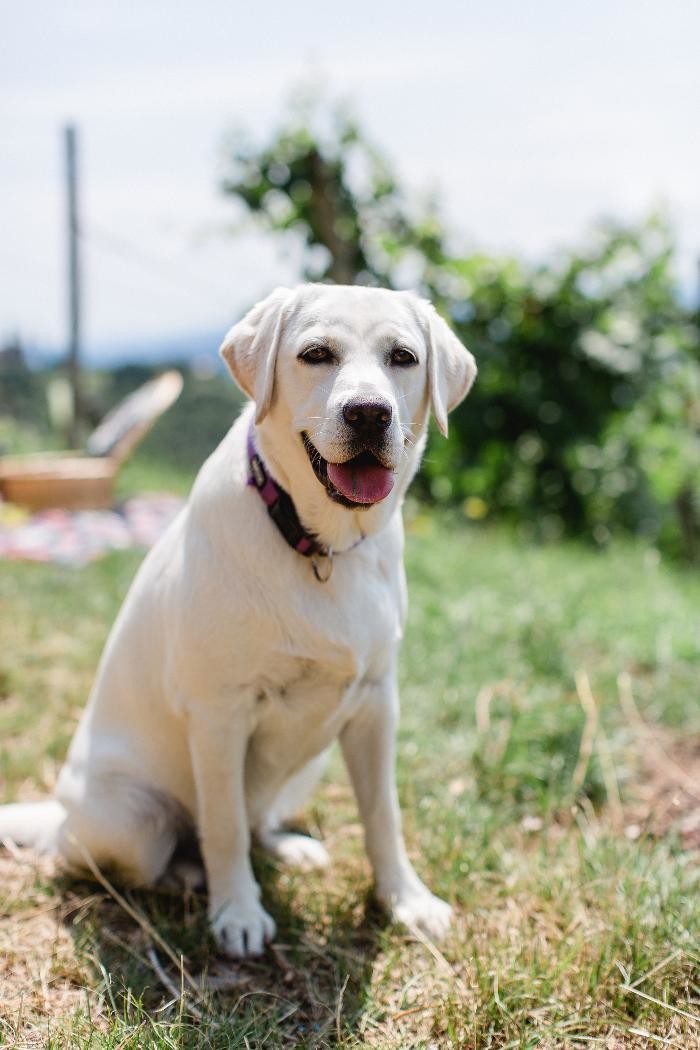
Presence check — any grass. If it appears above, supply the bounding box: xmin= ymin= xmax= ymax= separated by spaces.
xmin=0 ymin=495 xmax=699 ymax=1048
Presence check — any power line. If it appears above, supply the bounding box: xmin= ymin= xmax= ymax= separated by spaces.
xmin=79 ymin=241 xmax=224 ymax=311
xmin=81 ymin=221 xmax=239 ymax=308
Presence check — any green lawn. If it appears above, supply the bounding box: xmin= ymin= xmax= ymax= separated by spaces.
xmin=0 ymin=510 xmax=698 ymax=1048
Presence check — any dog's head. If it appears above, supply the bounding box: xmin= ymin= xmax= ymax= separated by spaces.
xmin=220 ymin=284 xmax=476 ymax=511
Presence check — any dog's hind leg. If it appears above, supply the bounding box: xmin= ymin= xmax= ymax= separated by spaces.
xmin=0 ymin=800 xmax=66 ymax=852
xmin=255 ymin=752 xmax=331 ymax=871
xmin=56 ymin=773 xmax=185 ymax=888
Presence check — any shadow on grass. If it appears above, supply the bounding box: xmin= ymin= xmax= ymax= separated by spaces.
xmin=56 ymin=844 xmax=386 ymax=1047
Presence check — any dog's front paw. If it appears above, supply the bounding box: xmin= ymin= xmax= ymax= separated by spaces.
xmin=384 ymin=885 xmax=453 ymax=941
xmin=210 ymin=899 xmax=276 ymax=958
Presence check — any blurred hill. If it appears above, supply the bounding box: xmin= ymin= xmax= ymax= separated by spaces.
xmin=21 ymin=329 xmax=224 ymax=372
xmin=0 ymin=354 xmax=243 ymax=478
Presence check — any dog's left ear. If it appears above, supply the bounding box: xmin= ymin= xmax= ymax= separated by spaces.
xmin=423 ymin=302 xmax=477 ymax=437
xmin=220 ymin=287 xmax=293 ymax=423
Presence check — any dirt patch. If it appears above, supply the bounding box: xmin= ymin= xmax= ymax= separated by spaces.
xmin=623 ymin=731 xmax=700 ymax=850
xmin=0 ymin=852 xmax=104 ymax=1043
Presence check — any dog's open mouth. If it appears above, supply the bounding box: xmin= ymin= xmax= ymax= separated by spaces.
xmin=302 ymin=434 xmax=395 ymax=507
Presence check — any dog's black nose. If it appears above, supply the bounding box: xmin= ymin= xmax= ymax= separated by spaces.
xmin=342 ymin=399 xmax=392 ymax=434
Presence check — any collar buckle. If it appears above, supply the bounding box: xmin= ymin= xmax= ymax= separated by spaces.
xmin=249 ymin=454 xmax=266 ymax=489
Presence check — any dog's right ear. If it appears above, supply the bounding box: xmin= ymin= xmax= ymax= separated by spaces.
xmin=220 ymin=287 xmax=293 ymax=423
xmin=424 ymin=303 xmax=477 ymax=437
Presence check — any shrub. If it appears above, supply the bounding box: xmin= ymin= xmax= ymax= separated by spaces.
xmin=222 ymin=104 xmax=700 ymax=557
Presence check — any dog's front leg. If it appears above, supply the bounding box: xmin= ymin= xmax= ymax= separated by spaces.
xmin=187 ymin=700 xmax=275 ymax=957
xmin=340 ymin=674 xmax=453 ymax=941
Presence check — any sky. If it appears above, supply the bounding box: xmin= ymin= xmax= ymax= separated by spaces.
xmin=1 ymin=0 xmax=699 ymax=360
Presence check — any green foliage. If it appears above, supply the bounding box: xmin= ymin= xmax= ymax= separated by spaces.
xmin=424 ymin=219 xmax=700 ymax=558
xmin=223 ymin=100 xmax=424 ymax=285
xmin=221 ymin=104 xmax=700 ymax=558
xmin=0 ymin=361 xmax=54 ymax=452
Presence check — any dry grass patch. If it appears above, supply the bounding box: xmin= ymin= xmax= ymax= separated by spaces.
xmin=0 ymin=853 xmax=102 ymax=1045
xmin=0 ymin=759 xmax=697 ymax=1048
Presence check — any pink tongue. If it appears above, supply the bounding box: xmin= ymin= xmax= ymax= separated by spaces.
xmin=327 ymin=460 xmax=395 ymax=504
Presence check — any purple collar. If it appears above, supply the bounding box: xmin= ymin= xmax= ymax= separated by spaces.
xmin=246 ymin=422 xmax=367 ymax=582
xmin=247 ymin=422 xmax=326 ymax=560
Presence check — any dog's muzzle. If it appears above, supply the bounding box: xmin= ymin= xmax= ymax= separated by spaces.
xmin=302 ymin=433 xmax=396 ymax=508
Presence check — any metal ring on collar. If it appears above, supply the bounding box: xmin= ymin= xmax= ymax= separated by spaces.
xmin=311 ymin=550 xmax=334 ymax=583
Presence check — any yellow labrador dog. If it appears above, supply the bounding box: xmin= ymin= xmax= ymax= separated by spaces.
xmin=0 ymin=284 xmax=476 ymax=958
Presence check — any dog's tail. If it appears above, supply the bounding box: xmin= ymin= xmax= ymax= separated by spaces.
xmin=0 ymin=800 xmax=65 ymax=853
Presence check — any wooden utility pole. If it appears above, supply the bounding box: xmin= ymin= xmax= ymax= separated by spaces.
xmin=65 ymin=124 xmax=82 ymax=444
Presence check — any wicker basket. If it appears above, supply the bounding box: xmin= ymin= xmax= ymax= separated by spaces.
xmin=0 ymin=453 xmax=117 ymax=511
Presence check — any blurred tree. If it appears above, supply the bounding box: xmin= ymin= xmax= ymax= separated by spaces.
xmin=424 ymin=219 xmax=700 ymax=558
xmin=0 ymin=340 xmax=53 ymax=444
xmin=221 ymin=103 xmax=700 ymax=559
xmin=221 ymin=99 xmax=442 ymax=286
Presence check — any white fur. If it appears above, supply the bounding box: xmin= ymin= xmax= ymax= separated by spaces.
xmin=0 ymin=284 xmax=475 ymax=957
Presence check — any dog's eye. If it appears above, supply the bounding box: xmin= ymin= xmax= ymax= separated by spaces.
xmin=299 ymin=345 xmax=333 ymax=364
xmin=390 ymin=347 xmax=418 ymax=366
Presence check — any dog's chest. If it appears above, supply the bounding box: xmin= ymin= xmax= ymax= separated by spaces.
xmin=245 ymin=552 xmax=402 ymax=768
xmin=250 ymin=657 xmax=356 ymax=763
